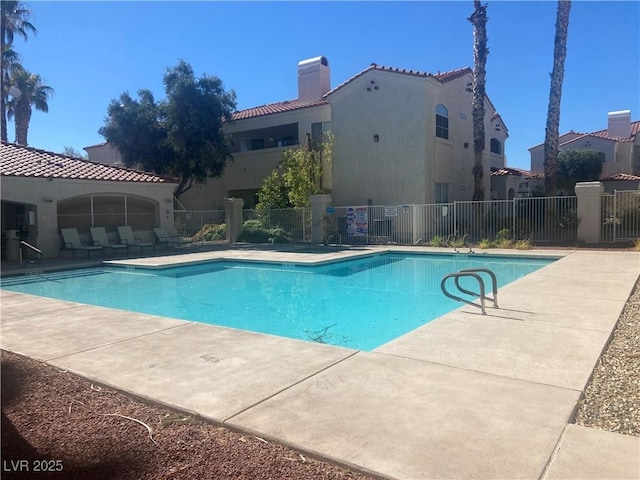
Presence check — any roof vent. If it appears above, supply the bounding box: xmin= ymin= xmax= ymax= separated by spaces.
xmin=607 ymin=110 xmax=631 ymax=139
xmin=297 ymin=56 xmax=330 ymax=103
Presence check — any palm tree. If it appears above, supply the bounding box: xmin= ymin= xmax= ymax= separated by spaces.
xmin=468 ymin=0 xmax=489 ymax=201
xmin=7 ymin=67 xmax=53 ymax=145
xmin=1 ymin=0 xmax=36 ymax=141
xmin=543 ymin=1 xmax=571 ymax=196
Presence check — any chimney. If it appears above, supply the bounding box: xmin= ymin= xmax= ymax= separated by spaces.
xmin=297 ymin=56 xmax=330 ymax=103
xmin=607 ymin=110 xmax=632 ymax=139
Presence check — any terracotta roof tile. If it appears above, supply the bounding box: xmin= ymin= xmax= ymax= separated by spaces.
xmin=588 ymin=119 xmax=640 ymax=143
xmin=601 ymin=173 xmax=640 ymax=181
xmin=230 ymin=99 xmax=328 ymax=121
xmin=0 ymin=142 xmax=176 ymax=183
xmin=490 ymin=166 xmax=541 ymax=178
xmin=326 ymin=64 xmax=473 ymax=97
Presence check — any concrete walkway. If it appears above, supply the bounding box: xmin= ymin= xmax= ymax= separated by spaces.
xmin=1 ymin=246 xmax=639 ymax=479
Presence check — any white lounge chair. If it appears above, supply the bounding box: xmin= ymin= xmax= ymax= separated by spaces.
xmin=90 ymin=227 xmax=128 ymax=256
xmin=117 ymin=226 xmax=155 ymax=253
xmin=153 ymin=227 xmax=191 ymax=248
xmin=60 ymin=228 xmax=103 ymax=258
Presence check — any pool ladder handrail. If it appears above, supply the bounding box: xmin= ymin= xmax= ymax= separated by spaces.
xmin=19 ymin=240 xmax=43 ymax=266
xmin=440 ymin=268 xmax=498 ymax=315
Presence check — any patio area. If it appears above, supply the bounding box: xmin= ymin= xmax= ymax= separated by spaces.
xmin=1 ymin=245 xmax=639 ymax=479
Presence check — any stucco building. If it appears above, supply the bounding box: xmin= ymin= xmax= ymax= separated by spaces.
xmin=1 ymin=142 xmax=177 ymax=259
xmin=87 ymin=56 xmax=508 ymax=210
xmin=529 ymin=110 xmax=640 ymax=181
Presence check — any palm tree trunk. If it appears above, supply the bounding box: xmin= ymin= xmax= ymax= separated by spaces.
xmin=14 ymin=98 xmax=30 ymax=145
xmin=1 ymin=10 xmax=7 ymax=142
xmin=469 ymin=0 xmax=489 ymax=201
xmin=543 ymin=0 xmax=571 ymax=196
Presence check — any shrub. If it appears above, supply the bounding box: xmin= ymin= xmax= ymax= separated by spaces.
xmin=192 ymin=223 xmax=226 ymax=242
xmin=514 ymin=239 xmax=532 ymax=250
xmin=237 ymin=219 xmax=270 ymax=243
xmin=495 ymin=228 xmax=513 ymax=249
xmin=430 ymin=235 xmax=446 ymax=247
xmin=236 ymin=220 xmax=292 ymax=244
xmin=634 ymin=238 xmax=640 ymax=251
xmin=477 ymin=238 xmax=495 ymax=249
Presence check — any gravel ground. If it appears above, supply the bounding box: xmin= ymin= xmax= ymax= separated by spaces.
xmin=575 ymin=277 xmax=640 ymax=436
xmin=2 ymin=276 xmax=638 ymax=478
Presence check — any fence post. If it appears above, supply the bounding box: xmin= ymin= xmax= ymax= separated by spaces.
xmin=223 ymin=197 xmax=245 ymax=243
xmin=575 ymin=181 xmax=604 ymax=244
xmin=310 ymin=194 xmax=332 ymax=243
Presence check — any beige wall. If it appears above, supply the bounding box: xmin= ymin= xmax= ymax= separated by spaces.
xmin=179 ymin=104 xmax=331 ymax=210
xmin=530 ymin=134 xmax=638 ymax=178
xmin=329 ymin=69 xmax=504 ymax=206
xmin=1 ymin=176 xmax=176 ymax=258
xmin=84 ymin=143 xmax=124 ymax=166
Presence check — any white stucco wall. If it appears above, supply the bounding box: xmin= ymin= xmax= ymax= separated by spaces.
xmin=1 ymin=176 xmax=176 ymax=258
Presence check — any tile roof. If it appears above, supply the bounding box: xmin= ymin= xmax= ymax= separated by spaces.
xmin=530 ymin=120 xmax=640 ymax=149
xmin=0 ymin=142 xmax=176 ymax=183
xmin=587 ymin=119 xmax=640 ymax=143
xmin=490 ymin=167 xmax=542 ymax=178
xmin=230 ymin=99 xmax=328 ymax=121
xmin=601 ymin=173 xmax=640 ymax=181
xmin=325 ymin=65 xmax=473 ymax=97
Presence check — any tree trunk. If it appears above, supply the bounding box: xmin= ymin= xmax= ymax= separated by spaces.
xmin=1 ymin=10 xmax=7 ymax=142
xmin=543 ymin=0 xmax=571 ymax=197
xmin=469 ymin=0 xmax=489 ymax=201
xmin=14 ymin=98 xmax=30 ymax=145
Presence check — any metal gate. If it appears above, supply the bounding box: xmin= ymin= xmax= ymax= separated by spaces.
xmin=601 ymin=190 xmax=640 ymax=242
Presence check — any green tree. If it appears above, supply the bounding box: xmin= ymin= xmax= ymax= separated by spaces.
xmin=256 ymin=168 xmax=293 ymax=209
xmin=468 ymin=0 xmax=489 ymax=201
xmin=543 ymin=1 xmax=572 ymax=196
xmin=256 ymin=132 xmax=333 ymax=209
xmin=1 ymin=0 xmax=36 ymax=142
xmin=99 ymin=60 xmax=237 ymax=198
xmin=557 ymin=149 xmax=604 ymax=194
xmin=62 ymin=146 xmax=87 ymax=158
xmin=99 ymin=90 xmax=171 ymax=173
xmin=6 ymin=67 xmax=53 ymax=145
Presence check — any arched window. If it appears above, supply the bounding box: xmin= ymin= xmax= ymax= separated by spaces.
xmin=490 ymin=138 xmax=502 ymax=154
xmin=435 ymin=104 xmax=449 ymax=139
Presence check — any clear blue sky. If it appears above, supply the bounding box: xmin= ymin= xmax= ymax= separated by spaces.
xmin=8 ymin=1 xmax=639 ymax=170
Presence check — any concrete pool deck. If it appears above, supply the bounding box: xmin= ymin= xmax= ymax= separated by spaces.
xmin=1 ymin=246 xmax=639 ymax=479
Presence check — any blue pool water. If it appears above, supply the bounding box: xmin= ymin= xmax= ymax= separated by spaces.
xmin=1 ymin=253 xmax=554 ymax=350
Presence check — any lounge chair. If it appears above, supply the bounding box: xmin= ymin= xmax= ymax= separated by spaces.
xmin=153 ymin=227 xmax=192 ymax=248
xmin=117 ymin=226 xmax=155 ymax=253
xmin=90 ymin=227 xmax=128 ymax=256
xmin=60 ymin=228 xmax=103 ymax=258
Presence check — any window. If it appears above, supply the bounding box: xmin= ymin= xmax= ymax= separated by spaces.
xmin=311 ymin=121 xmax=332 ymax=149
xmin=490 ymin=138 xmax=502 ymax=155
xmin=435 ymin=104 xmax=449 ymax=139
xmin=435 ymin=183 xmax=449 ymax=203
xmin=311 ymin=121 xmax=332 ymax=143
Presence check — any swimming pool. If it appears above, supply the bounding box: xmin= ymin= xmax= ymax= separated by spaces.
xmin=1 ymin=253 xmax=555 ymax=350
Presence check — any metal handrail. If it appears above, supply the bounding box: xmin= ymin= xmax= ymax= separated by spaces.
xmin=455 ymin=268 xmax=498 ymax=308
xmin=440 ymin=268 xmax=499 ymax=315
xmin=19 ymin=241 xmax=43 ymax=265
